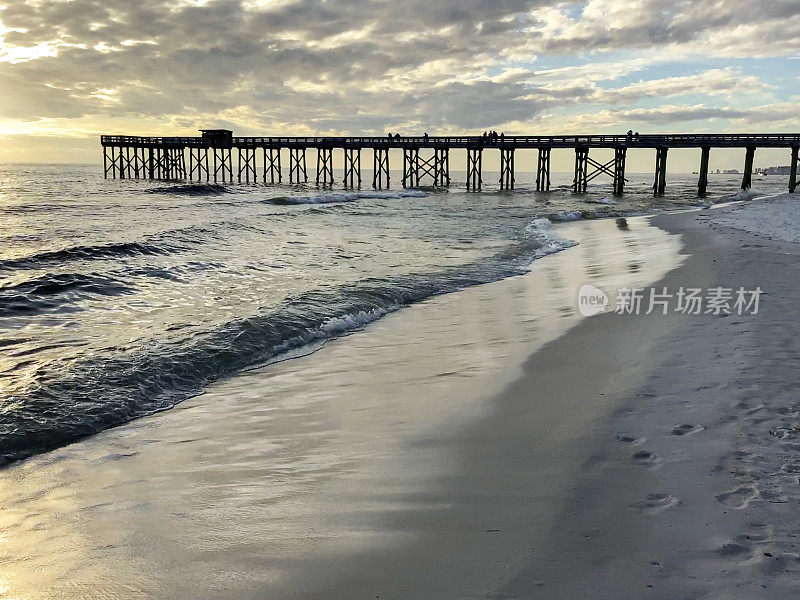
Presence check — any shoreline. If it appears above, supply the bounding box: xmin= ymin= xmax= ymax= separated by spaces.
xmin=0 ymin=215 xmax=684 ymax=599
xmin=3 ymin=199 xmax=800 ymax=598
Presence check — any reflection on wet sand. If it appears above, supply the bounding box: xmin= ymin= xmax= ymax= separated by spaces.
xmin=0 ymin=217 xmax=683 ymax=599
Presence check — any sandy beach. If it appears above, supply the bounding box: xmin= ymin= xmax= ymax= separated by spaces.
xmin=3 ymin=196 xmax=800 ymax=599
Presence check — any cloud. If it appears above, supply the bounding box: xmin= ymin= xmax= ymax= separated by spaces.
xmin=0 ymin=0 xmax=798 ymax=161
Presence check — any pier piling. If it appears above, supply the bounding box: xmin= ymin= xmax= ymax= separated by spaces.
xmin=499 ymin=148 xmax=514 ymax=190
xmin=535 ymin=148 xmax=551 ymax=192
xmin=653 ymin=147 xmax=668 ymax=196
xmin=316 ymin=147 xmax=334 ymax=186
xmin=289 ymin=148 xmax=307 ymax=184
xmin=373 ymin=147 xmax=390 ymax=189
xmin=434 ymin=148 xmax=450 ymax=187
xmin=466 ymin=147 xmax=482 ymax=191
xmin=790 ymin=147 xmax=798 ymax=193
xmin=402 ymin=148 xmax=418 ymax=188
xmin=613 ymin=147 xmax=626 ymax=196
xmin=343 ymin=147 xmax=361 ymax=188
xmin=213 ymin=148 xmax=232 ymax=183
xmin=238 ymin=147 xmax=257 ymax=183
xmin=263 ymin=147 xmax=281 ymax=184
xmin=741 ymin=146 xmax=756 ymax=190
xmin=698 ymin=146 xmax=710 ymax=197
xmin=573 ymin=147 xmax=589 ymax=193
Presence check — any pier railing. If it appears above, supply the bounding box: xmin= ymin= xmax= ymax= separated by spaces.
xmin=100 ymin=131 xmax=800 ymax=195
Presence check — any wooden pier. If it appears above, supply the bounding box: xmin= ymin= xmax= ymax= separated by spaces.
xmin=102 ymin=130 xmax=800 ymax=196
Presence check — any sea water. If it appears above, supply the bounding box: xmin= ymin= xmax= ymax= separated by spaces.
xmin=0 ymin=163 xmax=790 ymax=464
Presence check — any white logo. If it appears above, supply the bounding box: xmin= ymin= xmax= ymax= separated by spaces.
xmin=578 ymin=284 xmax=609 ymax=316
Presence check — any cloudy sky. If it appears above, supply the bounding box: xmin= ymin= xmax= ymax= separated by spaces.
xmin=0 ymin=0 xmax=798 ymax=167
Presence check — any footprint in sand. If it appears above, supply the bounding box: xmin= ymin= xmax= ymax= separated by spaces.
xmin=630 ymin=450 xmax=658 ymax=465
xmin=671 ymin=424 xmax=705 ymax=436
xmin=716 ymin=542 xmax=751 ymax=558
xmin=629 ymin=493 xmax=678 ymax=514
xmin=717 ymin=485 xmax=759 ymax=509
xmin=616 ymin=434 xmax=646 ymax=445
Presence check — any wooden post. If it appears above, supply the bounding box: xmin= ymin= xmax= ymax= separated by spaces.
xmin=499 ymin=148 xmax=514 ymax=190
xmin=264 ymin=147 xmax=281 ymax=183
xmin=343 ymin=147 xmax=361 ymax=188
xmin=741 ymin=146 xmax=755 ymax=190
xmin=573 ymin=146 xmax=588 ymax=193
xmin=147 ymin=148 xmax=155 ymax=179
xmin=434 ymin=148 xmax=450 ymax=186
xmin=790 ymin=146 xmax=798 ymax=193
xmin=102 ymin=147 xmax=109 ymax=179
xmin=698 ymin=146 xmax=710 ymax=197
xmin=373 ymin=147 xmax=389 ymax=189
xmin=466 ymin=147 xmax=482 ymax=191
xmin=403 ymin=148 xmax=418 ymax=188
xmin=289 ymin=148 xmax=306 ymax=183
xmin=316 ymin=147 xmax=333 ymax=186
xmin=238 ymin=147 xmax=257 ymax=183
xmin=653 ymin=147 xmax=668 ymax=196
xmin=613 ymin=147 xmax=626 ymax=196
xmin=535 ymin=148 xmax=551 ymax=192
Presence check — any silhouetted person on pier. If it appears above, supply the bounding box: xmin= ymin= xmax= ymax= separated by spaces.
xmin=423 ymin=132 xmax=429 ymax=140
xmin=634 ymin=132 xmax=640 ymax=139
xmin=395 ymin=133 xmax=400 ymax=140
xmin=627 ymin=129 xmax=633 ymax=141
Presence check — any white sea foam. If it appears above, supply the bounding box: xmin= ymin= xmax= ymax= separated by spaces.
xmin=585 ymin=197 xmax=617 ymax=205
xmin=273 ymin=189 xmax=428 ymax=204
xmin=715 ymin=187 xmax=762 ymax=203
xmin=549 ymin=210 xmax=582 ymax=222
xmin=525 ymin=217 xmax=580 ymax=258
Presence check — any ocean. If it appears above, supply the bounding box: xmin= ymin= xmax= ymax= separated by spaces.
xmin=0 ymin=163 xmax=790 ymax=466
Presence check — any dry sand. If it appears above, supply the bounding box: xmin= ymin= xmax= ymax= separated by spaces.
xmin=3 ymin=203 xmax=800 ymax=599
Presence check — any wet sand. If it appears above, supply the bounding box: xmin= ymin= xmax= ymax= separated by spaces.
xmin=502 ymin=209 xmax=800 ymax=599
xmin=3 ymin=207 xmax=799 ymax=598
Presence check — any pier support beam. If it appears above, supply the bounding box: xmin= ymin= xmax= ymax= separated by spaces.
xmin=499 ymin=148 xmax=515 ymax=190
xmin=466 ymin=147 xmax=482 ymax=191
xmin=435 ymin=148 xmax=450 ymax=186
xmin=289 ymin=148 xmax=307 ymax=183
xmin=343 ymin=147 xmax=361 ymax=188
xmin=698 ymin=146 xmax=710 ymax=197
xmin=373 ymin=147 xmax=390 ymax=189
xmin=653 ymin=147 xmax=668 ymax=196
xmin=536 ymin=148 xmax=551 ymax=192
xmin=403 ymin=148 xmax=419 ymax=188
xmin=316 ymin=147 xmax=334 ymax=186
xmin=119 ymin=147 xmax=132 ymax=179
xmin=147 ymin=148 xmax=155 ymax=180
xmin=741 ymin=146 xmax=756 ymax=190
xmin=613 ymin=147 xmax=627 ymax=196
xmin=189 ymin=147 xmax=210 ymax=182
xmin=212 ymin=148 xmax=233 ymax=183
xmin=263 ymin=147 xmax=281 ymax=184
xmin=790 ymin=146 xmax=799 ymax=193
xmin=238 ymin=147 xmax=257 ymax=183
xmin=573 ymin=146 xmax=588 ymax=193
